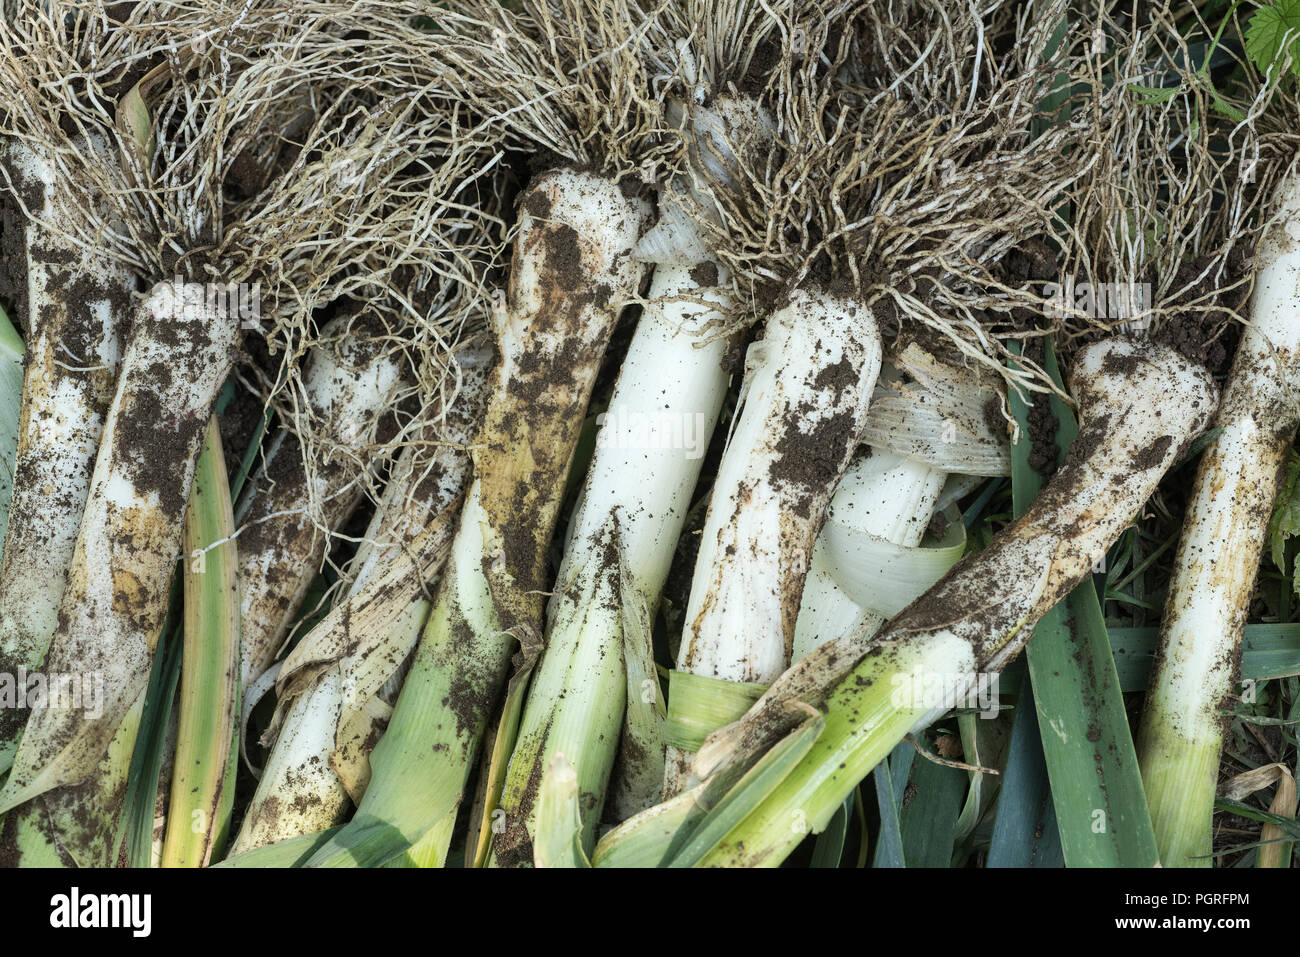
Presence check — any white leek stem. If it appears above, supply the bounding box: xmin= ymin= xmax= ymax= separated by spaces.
xmin=236 ymin=320 xmax=406 ymax=688
xmin=0 ymin=279 xmax=239 ymax=813
xmin=0 ymin=141 xmax=133 ymax=769
xmin=1138 ymin=168 xmax=1300 ymax=867
xmin=663 ymin=289 xmax=883 ymax=794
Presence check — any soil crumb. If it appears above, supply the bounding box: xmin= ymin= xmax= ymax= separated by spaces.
xmin=1154 ymin=251 xmax=1249 ymax=377
xmin=1023 ymin=341 xmax=1060 ymax=480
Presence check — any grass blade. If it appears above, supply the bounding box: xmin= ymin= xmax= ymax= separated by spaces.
xmin=123 ymin=620 xmax=182 ymax=867
xmin=809 ymin=796 xmax=851 ymax=868
xmin=1214 ymin=797 xmax=1300 ymax=841
xmin=871 ymin=743 xmax=913 ymax=868
xmin=161 ymin=418 xmax=240 ymax=867
xmin=898 ymin=745 xmax=967 ymax=867
xmin=1129 ymin=621 xmax=1300 ymax=685
xmin=994 ymin=624 xmax=1300 ymax=694
xmin=987 ymin=678 xmax=1064 ymax=867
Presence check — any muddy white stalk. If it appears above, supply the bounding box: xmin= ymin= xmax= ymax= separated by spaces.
xmin=0 ymin=279 xmax=239 ymax=812
xmin=222 ymin=466 xmax=466 ymax=866
xmin=0 ymin=141 xmax=134 ymax=770
xmin=341 ymin=350 xmax=492 ymax=595
xmin=327 ymin=351 xmax=495 ymax=801
xmin=619 ymin=338 xmax=1215 ymax=866
xmin=1137 ymin=169 xmax=1300 ymax=867
xmin=661 ymin=289 xmax=883 ymax=796
xmin=302 ymin=168 xmax=649 ymax=868
xmin=231 ymin=348 xmax=491 ymax=853
xmin=236 ymin=317 xmax=407 ymax=689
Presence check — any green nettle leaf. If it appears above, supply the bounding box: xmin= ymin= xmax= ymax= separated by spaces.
xmin=1267 ymin=450 xmax=1300 ymax=587
xmin=1245 ymin=2 xmax=1300 ymax=78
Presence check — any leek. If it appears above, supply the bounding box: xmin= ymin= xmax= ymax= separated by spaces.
xmin=1137 ymin=168 xmax=1300 ymax=867
xmin=663 ymin=289 xmax=883 ymax=794
xmin=0 ymin=279 xmax=241 ymax=813
xmin=236 ymin=317 xmax=407 ymax=688
xmin=0 ymin=140 xmax=133 ymax=771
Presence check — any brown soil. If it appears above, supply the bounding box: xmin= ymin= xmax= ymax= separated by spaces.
xmin=1003 ymin=236 xmax=1059 ymax=284
xmin=115 ymin=358 xmax=209 ymax=519
xmin=490 ymin=720 xmax=550 ymax=869
xmin=739 ymin=37 xmax=782 ymax=97
xmin=1132 ymin=434 xmax=1173 ymax=472
xmin=690 ymin=261 xmax=719 ymax=287
xmin=896 ymin=322 xmax=968 ymax=371
xmin=769 ymin=406 xmax=858 ymax=519
xmin=1022 ymin=340 xmax=1060 ymax=480
xmin=0 ymin=157 xmax=27 ymax=327
xmin=441 ymin=602 xmax=502 ymax=749
xmin=225 ymin=143 xmax=278 ymax=202
xmin=523 ymin=186 xmax=552 ymax=222
xmin=983 ymin=393 xmax=1005 ymax=439
xmin=1153 ymin=252 xmax=1249 ymax=377
xmin=661 ymin=493 xmax=711 ymax=664
xmin=1026 ymin=396 xmax=1060 ymax=480
xmin=618 ymin=174 xmax=655 ymax=206
xmin=1000 ymin=237 xmax=1060 ymax=330
xmin=543 ymin=224 xmax=584 ymax=292
xmin=0 ymin=807 xmax=22 ymax=866
xmin=719 ymin=329 xmax=750 ymax=376
xmin=218 ymin=383 xmax=267 ymax=480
